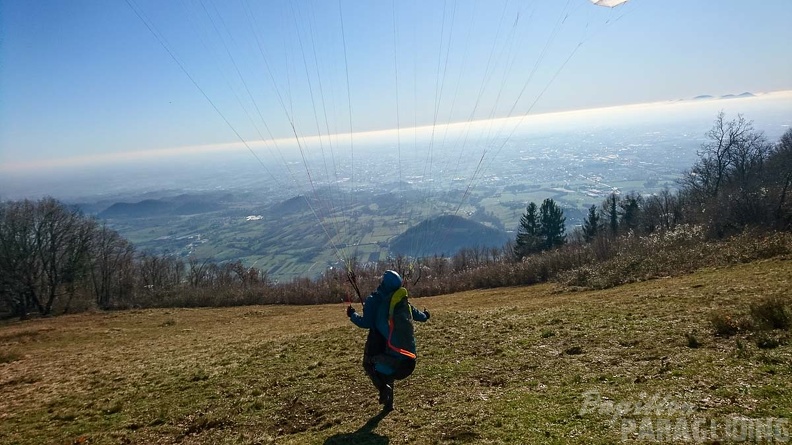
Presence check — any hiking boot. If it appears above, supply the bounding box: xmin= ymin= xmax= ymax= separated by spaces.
xmin=381 ymin=384 xmax=393 ymax=412
xmin=378 ymin=385 xmax=387 ymax=404
xmin=377 ymin=382 xmax=392 ymax=404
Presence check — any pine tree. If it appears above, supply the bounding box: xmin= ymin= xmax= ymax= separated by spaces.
xmin=619 ymin=192 xmax=643 ymax=233
xmin=514 ymin=202 xmax=540 ymax=260
xmin=582 ymin=205 xmax=600 ymax=242
xmin=539 ymin=198 xmax=566 ymax=250
xmin=603 ymin=193 xmax=620 ymax=236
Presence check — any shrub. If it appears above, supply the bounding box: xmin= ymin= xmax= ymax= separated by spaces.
xmin=559 ymin=230 xmax=792 ymax=291
xmin=710 ymin=312 xmax=741 ymax=337
xmin=755 ymin=334 xmax=782 ymax=350
xmin=749 ymin=296 xmax=791 ymax=331
xmin=685 ymin=332 xmax=701 ymax=348
xmin=0 ymin=350 xmax=21 ymax=364
xmin=735 ymin=338 xmax=749 ymax=358
xmin=103 ymin=401 xmax=123 ymax=415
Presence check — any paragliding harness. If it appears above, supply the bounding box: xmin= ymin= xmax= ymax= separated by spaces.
xmin=378 ymin=287 xmax=417 ymax=380
xmin=386 ymin=287 xmax=416 ymax=360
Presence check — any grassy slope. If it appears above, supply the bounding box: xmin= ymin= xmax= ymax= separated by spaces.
xmin=0 ymin=258 xmax=790 ymax=444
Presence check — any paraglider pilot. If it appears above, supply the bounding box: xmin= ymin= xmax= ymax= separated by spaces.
xmin=347 ymin=270 xmax=429 ymax=412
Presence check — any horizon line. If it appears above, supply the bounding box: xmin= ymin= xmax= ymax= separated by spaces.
xmin=3 ymin=90 xmax=791 ymax=173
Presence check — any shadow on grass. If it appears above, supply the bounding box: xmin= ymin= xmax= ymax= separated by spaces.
xmin=323 ymin=410 xmax=390 ymax=445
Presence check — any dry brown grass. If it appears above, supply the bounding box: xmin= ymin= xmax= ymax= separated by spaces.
xmin=1 ymin=258 xmax=791 ymax=444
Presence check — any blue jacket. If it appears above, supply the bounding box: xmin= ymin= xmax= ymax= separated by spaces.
xmin=350 ymin=283 xmax=394 ymax=332
xmin=350 ymin=284 xmax=428 ymax=336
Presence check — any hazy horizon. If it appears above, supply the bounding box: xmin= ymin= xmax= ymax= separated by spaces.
xmin=2 ymin=91 xmax=790 ymax=202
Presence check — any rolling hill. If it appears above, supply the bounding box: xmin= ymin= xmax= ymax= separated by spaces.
xmin=2 ymin=257 xmax=788 ymax=444
xmin=390 ymin=214 xmax=511 ymax=257
xmin=97 ymin=193 xmax=232 ymax=219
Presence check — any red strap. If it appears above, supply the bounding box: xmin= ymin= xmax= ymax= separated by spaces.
xmin=387 ymin=320 xmax=416 ymax=359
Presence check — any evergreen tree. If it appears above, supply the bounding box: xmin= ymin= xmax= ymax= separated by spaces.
xmin=582 ymin=205 xmax=600 ymax=242
xmin=539 ymin=198 xmax=566 ymax=249
xmin=514 ymin=202 xmax=540 ymax=259
xmin=619 ymin=192 xmax=643 ymax=233
xmin=602 ymin=193 xmax=619 ymax=236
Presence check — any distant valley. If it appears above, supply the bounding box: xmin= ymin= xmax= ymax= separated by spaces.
xmin=19 ymin=92 xmax=791 ymax=282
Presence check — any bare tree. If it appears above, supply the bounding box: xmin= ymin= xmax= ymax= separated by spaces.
xmin=643 ymin=189 xmax=680 ymax=233
xmin=0 ymin=200 xmax=39 ymax=318
xmin=60 ymin=217 xmax=96 ymax=313
xmin=0 ymin=198 xmax=95 ymax=317
xmin=683 ymin=112 xmax=761 ymax=198
xmin=768 ymin=129 xmax=792 ymax=229
xmin=452 ymin=248 xmax=471 ymax=272
xmin=426 ymin=255 xmax=449 ymax=278
xmin=139 ymin=252 xmax=183 ymax=291
xmin=33 ymin=198 xmax=94 ymax=315
xmin=91 ymin=224 xmax=135 ymax=309
xmin=728 ymin=129 xmax=771 ymax=188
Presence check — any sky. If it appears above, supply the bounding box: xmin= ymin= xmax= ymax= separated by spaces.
xmin=1 ymin=0 xmax=791 ymax=175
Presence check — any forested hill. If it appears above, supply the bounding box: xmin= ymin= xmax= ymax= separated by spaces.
xmin=98 ymin=194 xmax=229 ymax=218
xmin=390 ymin=214 xmax=511 ymax=257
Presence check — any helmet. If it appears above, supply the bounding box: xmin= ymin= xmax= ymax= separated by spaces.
xmin=381 ymin=270 xmax=403 ymax=291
